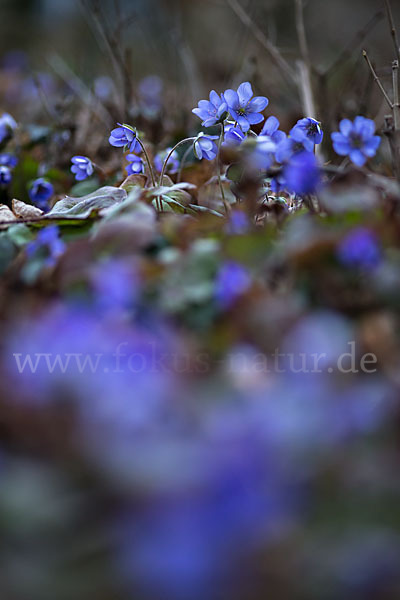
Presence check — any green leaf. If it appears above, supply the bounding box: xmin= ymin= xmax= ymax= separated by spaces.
xmin=47 ymin=186 xmax=127 ymax=219
xmin=7 ymin=224 xmax=35 ymax=247
xmin=69 ymin=178 xmax=101 ymax=198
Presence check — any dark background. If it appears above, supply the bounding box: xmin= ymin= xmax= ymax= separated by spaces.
xmin=1 ymin=0 xmax=399 ymax=104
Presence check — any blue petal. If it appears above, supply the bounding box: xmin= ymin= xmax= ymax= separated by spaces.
xmin=349 ymin=149 xmax=367 ymax=166
xmin=224 ymin=89 xmax=240 ymax=110
xmin=247 ymin=112 xmax=264 ymax=125
xmin=237 ymin=115 xmax=250 ymax=132
xmin=261 ymin=116 xmax=279 ymax=136
xmin=339 ymin=119 xmax=353 ymax=136
xmin=331 ymin=132 xmax=351 ymax=155
xmin=363 ymin=135 xmax=381 ymax=156
xmin=209 ymin=90 xmax=220 ymax=106
xmin=237 ymin=82 xmax=253 ymax=105
xmin=248 ymin=96 xmax=268 ymax=112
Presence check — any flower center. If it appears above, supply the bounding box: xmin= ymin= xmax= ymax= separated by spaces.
xmin=350 ymin=133 xmax=363 ymax=149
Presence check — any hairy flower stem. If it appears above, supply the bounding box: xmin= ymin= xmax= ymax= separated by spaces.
xmin=177 ymin=146 xmax=193 ymax=183
xmin=218 ymin=123 xmax=230 ymax=215
xmin=159 ymin=138 xmax=196 ymax=187
xmin=136 ymin=138 xmax=156 ymax=188
xmin=157 ymin=138 xmax=196 ymax=213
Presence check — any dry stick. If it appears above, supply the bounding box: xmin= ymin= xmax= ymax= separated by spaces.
xmin=226 ymin=0 xmax=298 ymax=87
xmin=324 ymin=10 xmax=384 ymax=77
xmin=80 ymin=0 xmax=131 ymax=116
xmin=391 ymin=60 xmax=400 ymax=183
xmin=295 ymin=0 xmax=316 ymax=118
xmin=362 ymin=50 xmax=394 ymax=109
xmin=392 ymin=60 xmax=400 ymax=128
xmin=48 ymin=55 xmax=113 ymax=126
xmin=384 ymin=0 xmax=400 ymax=62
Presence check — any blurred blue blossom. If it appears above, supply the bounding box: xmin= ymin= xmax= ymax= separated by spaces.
xmin=224 ymin=82 xmax=268 ymax=132
xmin=215 ymin=261 xmax=250 ymax=309
xmin=290 ymin=117 xmax=323 ymax=150
xmin=155 ymin=147 xmax=180 ymax=175
xmin=126 ymin=153 xmax=144 ymax=175
xmin=109 ymin=123 xmax=141 ymax=153
xmin=225 ymin=210 xmax=249 ymax=235
xmin=284 ymin=151 xmax=320 ymax=195
xmin=90 ymin=258 xmax=139 ymax=314
xmin=70 ymin=156 xmax=94 ymax=181
xmin=223 ymin=123 xmax=246 ymax=146
xmin=260 ymin=116 xmax=286 ymax=144
xmin=0 ymin=153 xmax=18 ymax=168
xmin=250 ymin=135 xmax=277 ymax=170
xmin=337 ymin=227 xmax=381 ymax=269
xmin=194 ymin=134 xmax=219 ymax=161
xmin=94 ymin=76 xmax=115 ymax=101
xmin=28 ymin=178 xmax=54 ymax=210
xmin=331 ymin=116 xmax=381 ymax=166
xmin=0 ymin=112 xmax=17 ymax=144
xmin=0 ymin=165 xmax=12 ymax=185
xmin=275 ymin=127 xmax=309 ymax=163
xmin=139 ymin=75 xmax=163 ymax=113
xmin=26 ymin=225 xmax=65 ymax=266
xmin=192 ymin=90 xmax=227 ymax=127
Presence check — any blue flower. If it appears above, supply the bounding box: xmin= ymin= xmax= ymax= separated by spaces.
xmin=290 ymin=117 xmax=323 ymax=151
xmin=225 ymin=210 xmax=249 ymax=235
xmin=224 ymin=82 xmax=268 ymax=132
xmin=215 ymin=261 xmax=250 ymax=309
xmin=154 ymin=148 xmax=180 ymax=175
xmin=192 ymin=90 xmax=227 ymax=127
xmin=70 ymin=156 xmax=94 ymax=181
xmin=337 ymin=227 xmax=381 ymax=269
xmin=0 ymin=166 xmax=12 ymax=185
xmin=26 ymin=225 xmax=65 ymax=266
xmin=139 ymin=75 xmax=163 ymax=114
xmin=270 ymin=173 xmax=287 ymax=194
xmin=0 ymin=153 xmax=18 ymax=168
xmin=260 ymin=116 xmax=286 ymax=145
xmin=194 ymin=134 xmax=219 ymax=161
xmin=126 ymin=153 xmax=144 ymax=175
xmin=275 ymin=127 xmax=308 ymax=164
xmin=109 ymin=123 xmax=141 ymax=153
xmin=223 ymin=123 xmax=246 ymax=146
xmin=283 ymin=151 xmax=320 ymax=195
xmin=331 ymin=116 xmax=381 ymax=166
xmin=0 ymin=113 xmax=17 ymax=144
xmin=28 ymin=178 xmax=54 ymax=211
xmin=250 ymin=135 xmax=277 ymax=170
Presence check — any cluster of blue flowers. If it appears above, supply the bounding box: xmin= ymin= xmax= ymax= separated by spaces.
xmin=190 ymin=82 xmax=381 ymax=196
xmin=66 ymin=81 xmax=382 ymax=206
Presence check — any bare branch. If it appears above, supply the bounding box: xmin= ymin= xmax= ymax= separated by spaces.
xmin=48 ymin=54 xmax=113 ymax=126
xmin=392 ymin=60 xmax=400 ymax=129
xmin=295 ymin=0 xmax=317 ymax=121
xmin=362 ymin=50 xmax=394 ymax=109
xmin=384 ymin=0 xmax=400 ymax=62
xmin=325 ymin=10 xmax=384 ymax=76
xmin=226 ymin=0 xmax=298 ymax=87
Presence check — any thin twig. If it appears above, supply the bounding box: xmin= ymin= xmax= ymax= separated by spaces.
xmin=295 ymin=0 xmax=317 ymax=120
xmin=295 ymin=0 xmax=311 ymax=67
xmin=324 ymin=10 xmax=384 ymax=76
xmin=362 ymin=50 xmax=394 ymax=109
xmin=226 ymin=0 xmax=298 ymax=87
xmin=48 ymin=55 xmax=113 ymax=126
xmin=80 ymin=0 xmax=133 ymax=116
xmin=31 ymin=72 xmax=61 ymax=125
xmin=384 ymin=0 xmax=400 ymax=62
xmin=392 ymin=60 xmax=400 ymax=129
